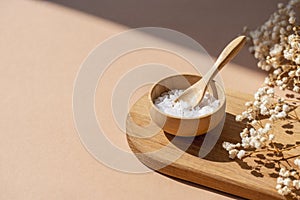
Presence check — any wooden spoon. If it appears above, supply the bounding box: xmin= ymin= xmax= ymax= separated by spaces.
xmin=175 ymin=35 xmax=246 ymax=108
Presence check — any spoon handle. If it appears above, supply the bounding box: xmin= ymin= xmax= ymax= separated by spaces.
xmin=202 ymin=36 xmax=246 ymax=84
xmin=174 ymin=35 xmax=246 ymax=108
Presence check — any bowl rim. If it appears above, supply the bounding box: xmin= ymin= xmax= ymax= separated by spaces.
xmin=149 ymin=73 xmax=226 ymax=120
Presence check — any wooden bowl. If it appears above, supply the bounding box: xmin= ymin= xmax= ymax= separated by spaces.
xmin=149 ymin=74 xmax=226 ymax=137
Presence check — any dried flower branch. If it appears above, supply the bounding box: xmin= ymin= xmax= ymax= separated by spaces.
xmin=246 ymin=0 xmax=300 ymax=91
xmin=223 ymin=0 xmax=300 ymax=198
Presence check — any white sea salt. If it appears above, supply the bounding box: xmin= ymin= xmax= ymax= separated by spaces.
xmin=154 ymin=89 xmax=220 ymax=118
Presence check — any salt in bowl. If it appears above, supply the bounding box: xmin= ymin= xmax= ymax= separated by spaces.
xmin=149 ymin=74 xmax=226 ymax=137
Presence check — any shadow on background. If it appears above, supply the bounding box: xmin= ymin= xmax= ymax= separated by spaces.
xmin=47 ymin=0 xmax=286 ymax=69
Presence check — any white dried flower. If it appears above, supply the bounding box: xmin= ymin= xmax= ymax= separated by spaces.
xmin=279 ymin=167 xmax=290 ymax=177
xmin=277 ymin=111 xmax=287 ymax=119
xmin=251 ymin=120 xmax=258 ymax=126
xmin=222 ymin=142 xmax=234 ymax=151
xmin=228 ymin=149 xmax=239 ymax=159
xmin=282 ymin=104 xmax=289 ymax=112
xmin=276 ymin=184 xmax=282 ymax=190
xmin=283 ymin=178 xmax=292 ymax=186
xmin=237 ymin=150 xmax=246 ymax=159
xmin=292 ymin=170 xmax=297 ymax=175
xmin=240 ymin=128 xmax=248 ymax=138
xmin=296 ymin=68 xmax=300 ymax=76
xmin=289 ymin=16 xmax=296 ymax=24
xmin=275 ymin=105 xmax=281 ymax=112
xmin=249 ymin=128 xmax=256 ymax=136
xmin=268 ymin=134 xmax=275 ymax=141
xmin=293 ymin=85 xmax=300 ymax=92
xmin=269 ymin=114 xmax=277 ymax=121
xmin=241 ymin=111 xmax=249 ymax=118
xmin=277 ymin=177 xmax=284 ymax=184
xmin=266 ymin=122 xmax=272 ymax=129
xmin=294 ymin=158 xmax=300 ymax=168
xmin=266 ymin=88 xmax=274 ymax=95
xmin=235 ymin=115 xmax=243 ymax=122
xmin=245 ymin=101 xmax=252 ymax=107
xmin=293 ymin=180 xmax=300 ymax=189
xmin=288 ymin=70 xmax=295 ymax=76
xmin=278 ymin=186 xmax=291 ymax=195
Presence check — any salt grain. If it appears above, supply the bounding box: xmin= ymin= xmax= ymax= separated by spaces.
xmin=154 ymin=89 xmax=220 ymax=118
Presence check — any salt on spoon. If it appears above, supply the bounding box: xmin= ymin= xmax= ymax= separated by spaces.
xmin=175 ymin=36 xmax=246 ymax=108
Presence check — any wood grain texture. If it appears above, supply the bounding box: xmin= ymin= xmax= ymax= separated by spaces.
xmin=126 ymin=90 xmax=300 ymax=200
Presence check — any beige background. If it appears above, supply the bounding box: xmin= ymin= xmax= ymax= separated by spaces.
xmin=0 ymin=0 xmax=285 ymax=199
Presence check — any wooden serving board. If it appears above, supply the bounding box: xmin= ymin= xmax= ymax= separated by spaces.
xmin=126 ymin=90 xmax=300 ymax=200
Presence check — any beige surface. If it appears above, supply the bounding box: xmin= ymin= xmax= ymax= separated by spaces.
xmin=0 ymin=0 xmax=279 ymax=199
